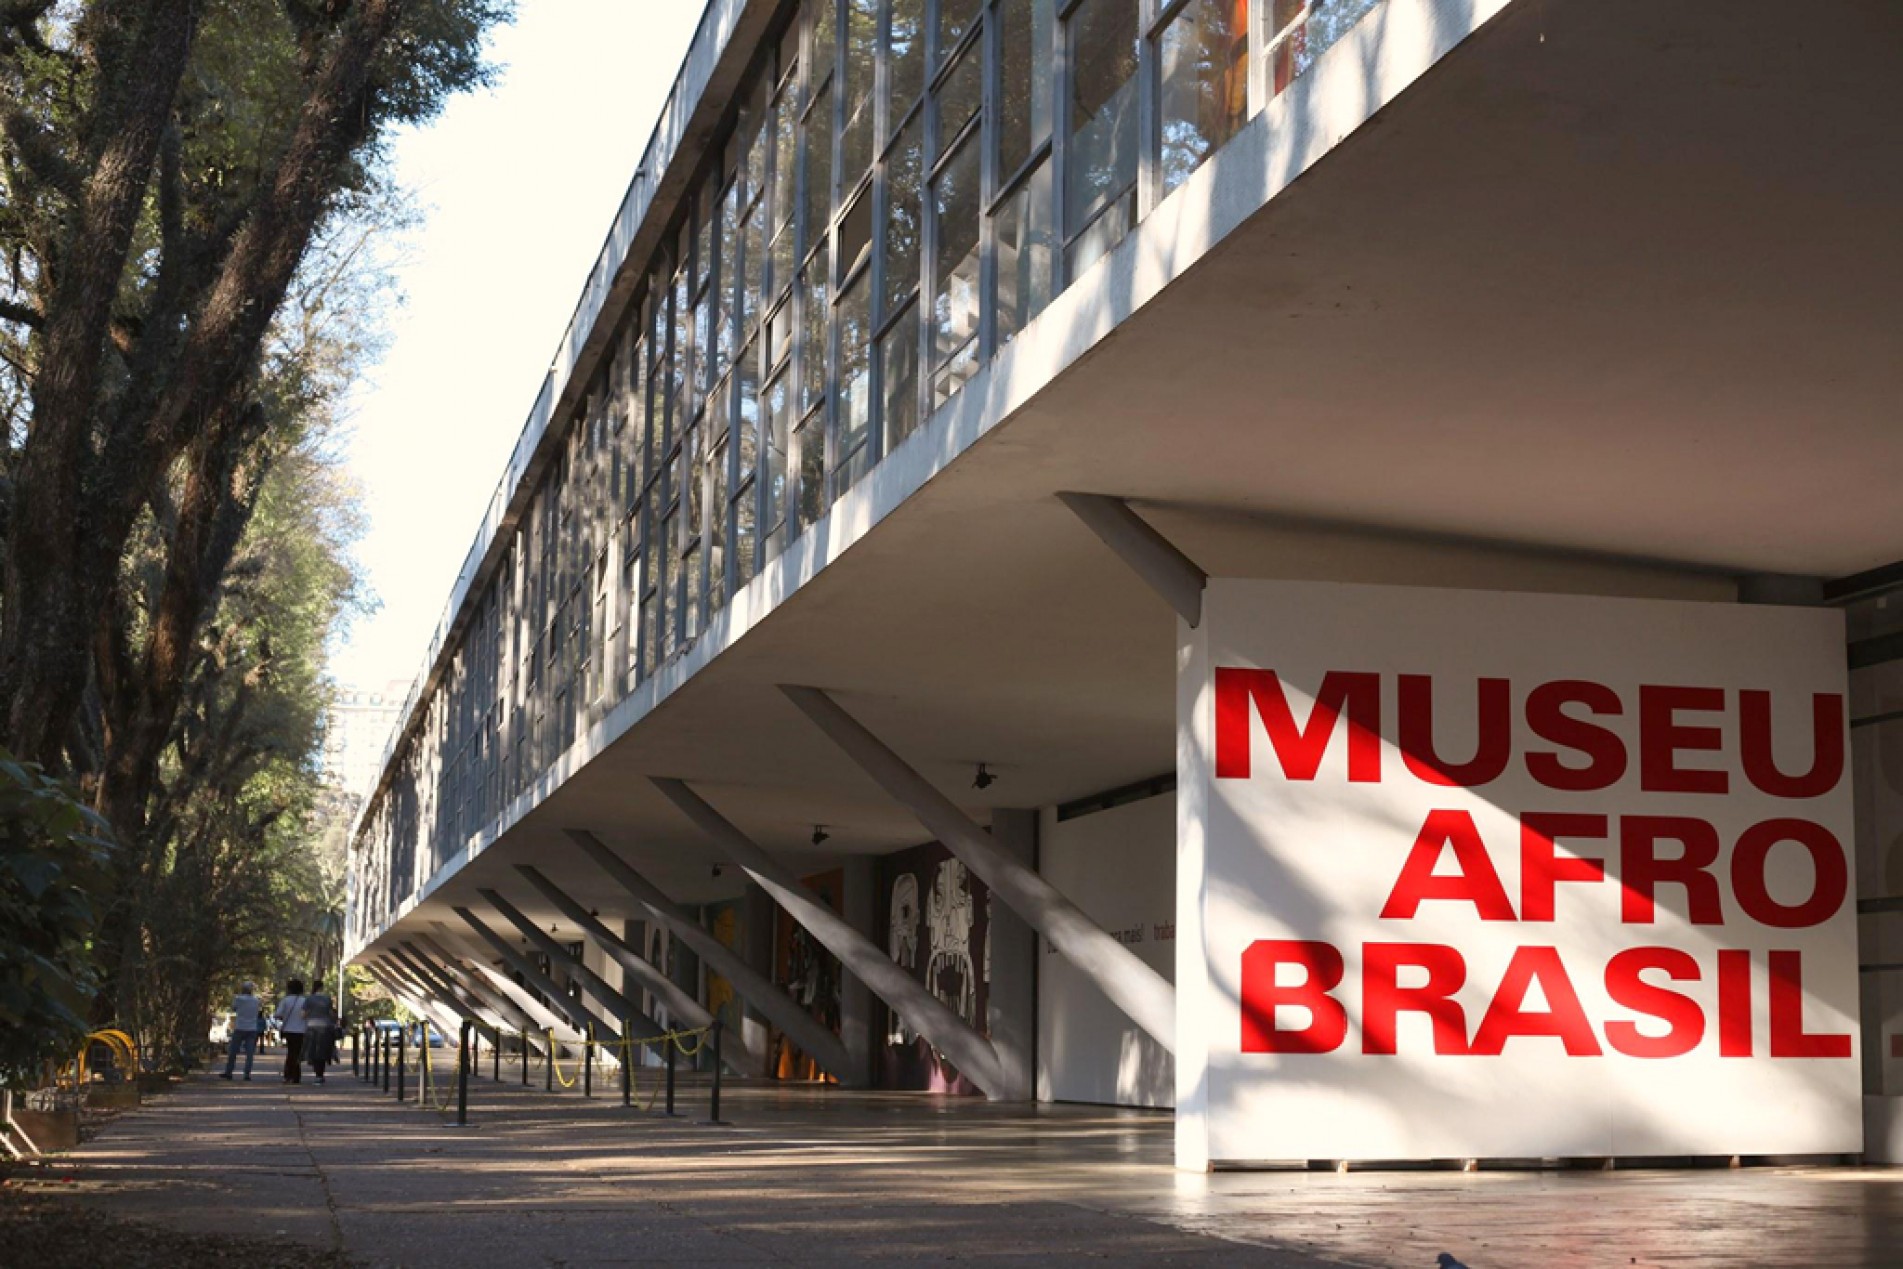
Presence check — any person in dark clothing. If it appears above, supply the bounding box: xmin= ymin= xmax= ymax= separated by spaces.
xmin=303 ymin=978 xmax=337 ymax=1084
xmin=274 ymin=978 xmax=307 ymax=1083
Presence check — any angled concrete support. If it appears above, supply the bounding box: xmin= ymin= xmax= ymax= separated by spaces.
xmin=780 ymin=685 xmax=1176 ymax=1054
xmin=514 ymin=865 xmax=761 ymax=1076
xmin=467 ymin=962 xmax=582 ymax=1051
xmin=452 ymin=906 xmax=618 ymax=1042
xmin=385 ymin=946 xmax=500 ymax=1043
xmin=562 ymin=831 xmax=849 ymax=1081
xmin=409 ymin=935 xmax=551 ymax=1046
xmin=368 ymin=960 xmax=462 ymax=1038
xmin=479 ymin=888 xmax=661 ymax=1046
xmin=1056 ymin=491 xmax=1207 ymax=627
xmin=647 ymin=781 xmax=1011 ymax=1097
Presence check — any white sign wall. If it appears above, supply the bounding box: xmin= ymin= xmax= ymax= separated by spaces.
xmin=1176 ymin=580 xmax=1859 ymax=1168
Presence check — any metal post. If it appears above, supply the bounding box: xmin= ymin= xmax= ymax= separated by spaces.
xmin=457 ymin=1020 xmax=471 ymax=1127
xmin=382 ymin=1031 xmax=391 ymax=1093
xmin=396 ymin=1029 xmax=407 ymax=1102
xmin=583 ymin=1024 xmax=593 ymax=1099
xmin=521 ymin=1028 xmax=529 ymax=1086
xmin=620 ymin=1022 xmax=632 ymax=1108
xmin=709 ymin=1019 xmax=723 ymax=1124
xmin=493 ymin=1029 xmax=501 ymax=1082
xmin=665 ymin=1036 xmax=677 ymax=1116
xmin=544 ymin=1029 xmax=553 ymax=1092
xmin=351 ymin=1027 xmax=359 ymax=1077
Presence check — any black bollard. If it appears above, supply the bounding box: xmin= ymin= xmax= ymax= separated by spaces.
xmin=708 ymin=1020 xmax=723 ymax=1124
xmin=664 ymin=1035 xmax=677 ymax=1116
xmin=396 ymin=1028 xmax=407 ymax=1102
xmin=351 ymin=1027 xmax=358 ymax=1078
xmin=583 ymin=1026 xmax=593 ymax=1099
xmin=492 ymin=1029 xmax=500 ymax=1082
xmin=457 ymin=1020 xmax=471 ymax=1127
xmin=544 ymin=1030 xmax=553 ymax=1093
xmin=620 ymin=1032 xmax=632 ymax=1108
xmin=382 ymin=1031 xmax=391 ymax=1093
xmin=520 ymin=1028 xmax=529 ymax=1086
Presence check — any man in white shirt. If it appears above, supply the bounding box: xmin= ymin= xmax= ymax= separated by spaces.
xmin=220 ymin=981 xmax=263 ymax=1081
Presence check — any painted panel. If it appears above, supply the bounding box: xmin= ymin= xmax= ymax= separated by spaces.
xmin=1178 ymin=579 xmax=1860 ymax=1167
xmin=773 ymin=868 xmax=844 ymax=1081
xmin=877 ymin=842 xmax=992 ymax=1093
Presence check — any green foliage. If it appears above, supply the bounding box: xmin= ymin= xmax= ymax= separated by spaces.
xmin=0 ymin=750 xmax=114 ymax=1085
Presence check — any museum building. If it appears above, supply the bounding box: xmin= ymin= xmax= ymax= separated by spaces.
xmin=344 ymin=0 xmax=1903 ymax=1168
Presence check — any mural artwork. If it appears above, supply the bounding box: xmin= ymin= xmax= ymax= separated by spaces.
xmin=773 ymin=868 xmax=844 ymax=1081
xmin=878 ymin=843 xmax=991 ymax=1094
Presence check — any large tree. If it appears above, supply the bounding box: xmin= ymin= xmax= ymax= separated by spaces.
xmin=0 ymin=0 xmax=503 ymax=778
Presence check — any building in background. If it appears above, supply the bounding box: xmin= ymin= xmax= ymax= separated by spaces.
xmin=341 ymin=0 xmax=1903 ymax=1171
xmin=322 ymin=679 xmax=413 ymax=803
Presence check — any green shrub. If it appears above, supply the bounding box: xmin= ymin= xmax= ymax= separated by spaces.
xmin=0 ymin=749 xmax=114 ymax=1087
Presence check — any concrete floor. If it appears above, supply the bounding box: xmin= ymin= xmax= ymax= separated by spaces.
xmin=38 ymin=1058 xmax=1903 ymax=1267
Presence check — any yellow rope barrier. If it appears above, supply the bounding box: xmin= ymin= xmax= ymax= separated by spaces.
xmin=418 ymin=1021 xmax=453 ymax=1111
xmin=548 ymin=1029 xmax=578 ymax=1088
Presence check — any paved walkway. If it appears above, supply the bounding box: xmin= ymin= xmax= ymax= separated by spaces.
xmin=35 ymin=1061 xmax=1903 ymax=1267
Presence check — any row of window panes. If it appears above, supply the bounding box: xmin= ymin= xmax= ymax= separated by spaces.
xmin=367 ymin=0 xmax=1374 ymax=892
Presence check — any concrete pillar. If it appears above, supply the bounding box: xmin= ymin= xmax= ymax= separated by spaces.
xmin=987 ymin=810 xmax=1039 ymax=1101
xmin=563 ymin=829 xmax=855 ymax=1082
xmin=385 ymin=946 xmax=500 ymax=1042
xmin=742 ymin=882 xmax=777 ymax=1066
xmin=478 ymin=889 xmax=660 ymax=1045
xmin=467 ymin=962 xmax=583 ymax=1051
xmin=840 ymin=857 xmax=878 ymax=1087
xmin=452 ymin=906 xmax=618 ymax=1041
xmin=778 ymin=686 xmax=1175 ymax=1053
xmin=647 ymin=782 xmax=1010 ymax=1097
xmin=409 ymin=935 xmax=551 ymax=1045
xmin=513 ymin=865 xmax=759 ymax=1075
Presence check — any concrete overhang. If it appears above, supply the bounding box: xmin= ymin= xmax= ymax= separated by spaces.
xmin=355 ymin=0 xmax=1903 ymax=958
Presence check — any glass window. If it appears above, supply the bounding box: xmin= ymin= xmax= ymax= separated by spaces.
xmin=841 ymin=0 xmax=878 ymax=188
xmin=798 ymin=261 xmax=830 ymax=412
xmin=929 ymin=136 xmax=981 ymax=406
xmin=839 ymin=186 xmax=873 ymax=284
xmin=811 ymin=0 xmax=836 ymax=86
xmin=880 ymin=304 xmax=920 ymax=451
xmin=737 ymin=345 xmax=761 ymax=480
xmin=887 ymin=0 xmax=925 ymax=132
xmin=795 ymin=412 xmax=826 ymax=528
xmin=1065 ymin=0 xmax=1139 ymax=273
xmin=803 ymin=82 xmax=833 ymax=246
xmin=1158 ymin=0 xmax=1250 ymax=196
xmin=936 ymin=0 xmax=979 ymax=61
xmin=735 ymin=478 xmax=758 ymax=582
xmin=767 ymin=296 xmax=794 ymax=371
xmin=771 ymin=90 xmax=798 ymax=235
xmin=708 ymin=437 xmax=729 ymax=612
xmin=935 ymin=42 xmax=983 ymax=150
xmin=743 ymin=78 xmax=769 ymax=201
xmin=834 ymin=272 xmax=872 ymax=494
xmin=741 ymin=198 xmax=766 ymax=339
xmin=993 ymin=158 xmax=1054 ymax=343
xmin=881 ymin=117 xmax=924 ymax=320
xmin=997 ymin=0 xmax=1054 ymax=181
xmin=763 ymin=372 xmax=792 ymax=537
xmin=716 ymin=179 xmax=741 ymax=375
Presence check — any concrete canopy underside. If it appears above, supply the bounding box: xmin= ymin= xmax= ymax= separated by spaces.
xmin=358 ymin=0 xmax=1903 ymax=957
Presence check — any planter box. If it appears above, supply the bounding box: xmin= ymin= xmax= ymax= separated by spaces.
xmin=84 ymin=1084 xmax=140 ymax=1110
xmin=8 ymin=1107 xmax=79 ymax=1153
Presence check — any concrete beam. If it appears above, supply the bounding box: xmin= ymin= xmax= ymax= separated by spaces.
xmin=467 ymin=962 xmax=584 ymax=1052
xmin=385 ymin=946 xmax=501 ymax=1043
xmin=408 ymin=936 xmax=551 ymax=1046
xmin=367 ymin=960 xmax=462 ymax=1040
xmin=779 ymin=685 xmax=1176 ymax=1054
xmin=478 ymin=888 xmax=663 ymax=1046
xmin=513 ymin=864 xmax=761 ymax=1076
xmin=647 ymin=781 xmax=1011 ymax=1097
xmin=563 ymin=830 xmax=851 ymax=1082
xmin=452 ymin=906 xmax=619 ymax=1041
xmin=1056 ymin=492 xmax=1207 ymax=628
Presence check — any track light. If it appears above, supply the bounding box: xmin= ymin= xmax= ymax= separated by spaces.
xmin=711 ymin=863 xmax=724 ymax=878
xmin=973 ymin=763 xmax=996 ymax=790
xmin=812 ymin=824 xmax=830 ymax=846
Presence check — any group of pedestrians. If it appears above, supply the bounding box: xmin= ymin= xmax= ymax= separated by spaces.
xmin=220 ymin=977 xmax=340 ymax=1084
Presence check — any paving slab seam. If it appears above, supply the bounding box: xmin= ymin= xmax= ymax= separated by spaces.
xmin=290 ymin=1097 xmax=349 ymax=1256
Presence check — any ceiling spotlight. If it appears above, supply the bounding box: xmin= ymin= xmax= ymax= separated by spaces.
xmin=811 ymin=824 xmax=830 ymax=846
xmin=711 ymin=863 xmax=724 ymax=878
xmin=973 ymin=763 xmax=996 ymax=790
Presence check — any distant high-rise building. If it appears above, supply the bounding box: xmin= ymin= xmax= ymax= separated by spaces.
xmin=322 ymin=679 xmax=412 ymax=801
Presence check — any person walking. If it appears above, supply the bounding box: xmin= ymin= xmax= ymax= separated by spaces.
xmin=219 ymin=982 xmax=263 ymax=1081
xmin=303 ymin=978 xmax=337 ymax=1084
xmin=275 ymin=979 xmax=308 ymax=1084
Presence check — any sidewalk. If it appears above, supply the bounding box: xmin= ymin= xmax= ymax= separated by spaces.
xmin=19 ymin=1064 xmax=1903 ymax=1267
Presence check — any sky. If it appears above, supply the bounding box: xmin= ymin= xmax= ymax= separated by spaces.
xmin=328 ymin=1 xmax=706 ymax=690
